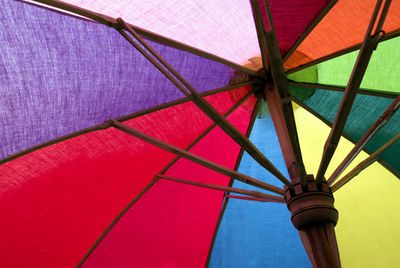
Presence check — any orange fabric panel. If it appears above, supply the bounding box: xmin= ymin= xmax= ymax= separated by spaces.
xmin=284 ymin=0 xmax=400 ymax=70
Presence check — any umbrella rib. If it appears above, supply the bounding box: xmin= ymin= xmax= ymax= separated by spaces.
xmin=110 ymin=119 xmax=285 ymax=195
xmin=116 ymin=18 xmax=291 ymax=188
xmin=78 ymin=91 xmax=254 ymax=267
xmin=0 ymin=122 xmax=110 ymax=165
xmin=331 ymin=133 xmax=400 ymax=192
xmin=249 ymin=0 xmax=269 ymax=71
xmin=157 ymin=89 xmax=255 ymax=175
xmin=0 ymin=82 xmax=253 ymax=165
xmin=282 ymin=0 xmax=338 ymax=63
xmin=224 ymin=194 xmax=284 ymax=203
xmin=315 ymin=0 xmax=392 ymax=183
xmin=252 ymin=0 xmax=307 ymax=185
xmin=327 ymin=96 xmax=400 ymax=185
xmin=291 ymin=97 xmax=400 ymax=179
xmin=156 ymin=174 xmax=284 ymax=202
xmin=288 ymin=81 xmax=399 ymax=99
xmin=205 ymin=98 xmax=262 ymax=268
xmin=77 ymin=176 xmax=160 ymax=267
xmin=29 ymin=0 xmax=262 ymax=78
xmin=285 ymin=29 xmax=400 ymax=75
xmin=116 ymin=80 xmax=255 ymax=122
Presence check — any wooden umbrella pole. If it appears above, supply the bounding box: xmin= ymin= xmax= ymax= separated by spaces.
xmin=252 ymin=0 xmax=307 ymax=186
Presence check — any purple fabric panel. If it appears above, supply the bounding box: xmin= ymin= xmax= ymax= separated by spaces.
xmin=0 ymin=0 xmax=233 ymax=159
xmin=266 ymin=0 xmax=331 ymax=55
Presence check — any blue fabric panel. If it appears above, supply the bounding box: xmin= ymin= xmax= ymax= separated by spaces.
xmin=0 ymin=0 xmax=233 ymax=159
xmin=209 ymin=106 xmax=311 ymax=267
xmin=304 ymin=90 xmax=400 ymax=174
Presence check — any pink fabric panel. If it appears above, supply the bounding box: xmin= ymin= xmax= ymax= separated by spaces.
xmin=263 ymin=0 xmax=332 ymax=55
xmin=82 ymin=101 xmax=254 ymax=267
xmin=30 ymin=0 xmax=331 ymax=65
xmin=39 ymin=0 xmax=260 ymax=66
xmin=0 ymin=90 xmax=245 ymax=267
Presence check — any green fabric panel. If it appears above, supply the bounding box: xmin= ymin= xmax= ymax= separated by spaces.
xmin=289 ymin=37 xmax=400 ymax=94
xmin=289 ymin=85 xmax=315 ymax=102
xmin=315 ymin=37 xmax=400 ymax=93
xmin=287 ymin=64 xmax=318 ymax=83
xmin=288 ymin=37 xmax=400 ymax=174
xmin=303 ymin=89 xmax=400 ymax=175
xmin=288 ymin=64 xmax=317 ymax=101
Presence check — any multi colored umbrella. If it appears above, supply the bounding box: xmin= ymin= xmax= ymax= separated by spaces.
xmin=1 ymin=0 xmax=399 ymax=267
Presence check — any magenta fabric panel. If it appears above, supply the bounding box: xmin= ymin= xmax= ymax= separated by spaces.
xmin=0 ymin=90 xmax=246 ymax=267
xmin=261 ymin=0 xmax=331 ymax=55
xmin=82 ymin=101 xmax=254 ymax=267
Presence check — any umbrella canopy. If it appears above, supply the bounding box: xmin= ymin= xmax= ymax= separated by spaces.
xmin=1 ymin=0 xmax=399 ymax=267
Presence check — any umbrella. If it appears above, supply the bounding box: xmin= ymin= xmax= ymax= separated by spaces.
xmin=1 ymin=0 xmax=399 ymax=267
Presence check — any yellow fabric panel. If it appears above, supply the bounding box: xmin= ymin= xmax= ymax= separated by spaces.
xmin=293 ymin=104 xmax=400 ymax=267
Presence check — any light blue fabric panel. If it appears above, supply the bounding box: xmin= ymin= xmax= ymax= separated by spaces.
xmin=209 ymin=105 xmax=311 ymax=267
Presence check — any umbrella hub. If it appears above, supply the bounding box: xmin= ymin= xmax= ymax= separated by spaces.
xmin=285 ymin=175 xmax=338 ymax=230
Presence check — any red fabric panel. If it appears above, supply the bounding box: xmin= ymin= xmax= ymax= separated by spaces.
xmin=261 ymin=0 xmax=331 ymax=55
xmin=0 ymin=89 xmax=249 ymax=267
xmin=82 ymin=102 xmax=254 ymax=267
